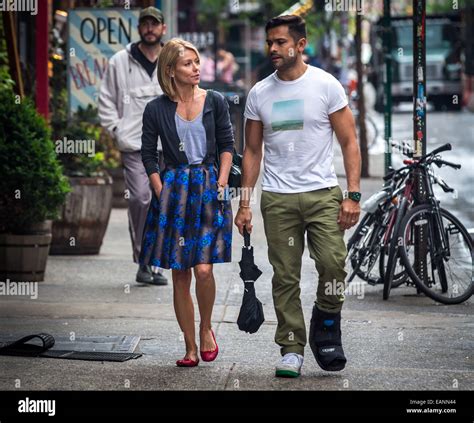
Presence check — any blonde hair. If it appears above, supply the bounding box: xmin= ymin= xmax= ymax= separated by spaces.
xmin=157 ymin=38 xmax=201 ymax=99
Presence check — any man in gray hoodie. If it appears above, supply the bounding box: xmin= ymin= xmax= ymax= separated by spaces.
xmin=99 ymin=7 xmax=168 ymax=285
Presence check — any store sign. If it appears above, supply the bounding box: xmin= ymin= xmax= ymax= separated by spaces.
xmin=68 ymin=8 xmax=139 ymax=114
xmin=178 ymin=31 xmax=215 ymax=50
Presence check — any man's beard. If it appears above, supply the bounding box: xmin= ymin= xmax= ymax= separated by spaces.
xmin=271 ymin=54 xmax=298 ymax=71
xmin=139 ymin=32 xmax=162 ymax=46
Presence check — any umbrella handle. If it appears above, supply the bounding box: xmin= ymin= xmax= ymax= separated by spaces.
xmin=243 ymin=226 xmax=251 ymax=247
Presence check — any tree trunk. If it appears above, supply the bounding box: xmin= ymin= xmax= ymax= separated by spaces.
xmin=2 ymin=12 xmax=24 ymax=98
xmin=356 ymin=13 xmax=370 ymax=178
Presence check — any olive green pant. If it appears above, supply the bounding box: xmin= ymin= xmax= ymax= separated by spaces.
xmin=260 ymin=186 xmax=347 ymax=356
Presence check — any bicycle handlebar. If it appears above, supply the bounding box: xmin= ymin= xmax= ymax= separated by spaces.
xmin=434 ymin=159 xmax=461 ymax=170
xmin=390 ymin=141 xmax=413 ymax=158
xmin=383 ymin=170 xmax=395 ymax=181
xmin=383 ymin=166 xmax=409 ymax=182
xmin=390 ymin=142 xmax=451 ymax=162
xmin=418 ymin=143 xmax=452 ymax=162
xmin=433 ymin=174 xmax=455 ymax=193
xmin=383 ymin=144 xmax=456 ymax=186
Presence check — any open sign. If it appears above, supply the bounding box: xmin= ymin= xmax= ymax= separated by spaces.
xmin=68 ymin=8 xmax=139 ymax=114
xmin=80 ymin=16 xmax=133 ymax=45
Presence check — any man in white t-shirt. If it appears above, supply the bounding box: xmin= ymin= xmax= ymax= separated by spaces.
xmin=235 ymin=15 xmax=361 ymax=378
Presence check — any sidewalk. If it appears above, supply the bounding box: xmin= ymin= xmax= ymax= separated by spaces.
xmin=0 ymin=155 xmax=472 ymax=391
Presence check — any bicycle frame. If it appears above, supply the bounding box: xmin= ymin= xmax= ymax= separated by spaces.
xmin=382 ymin=178 xmax=413 ymax=247
xmin=412 ymin=163 xmax=450 ymax=257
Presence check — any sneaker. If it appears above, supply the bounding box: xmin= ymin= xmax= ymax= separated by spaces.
xmin=136 ymin=265 xmax=154 ymax=284
xmin=275 ymin=353 xmax=304 ymax=378
xmin=152 ymin=271 xmax=168 ymax=286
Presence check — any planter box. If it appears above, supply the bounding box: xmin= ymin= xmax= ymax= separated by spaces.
xmin=0 ymin=221 xmax=52 ymax=282
xmin=50 ymin=174 xmax=113 ymax=255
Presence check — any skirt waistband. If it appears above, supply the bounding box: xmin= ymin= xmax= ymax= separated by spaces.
xmin=164 ymin=162 xmax=216 ymax=170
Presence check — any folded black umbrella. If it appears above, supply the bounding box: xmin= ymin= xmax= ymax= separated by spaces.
xmin=237 ymin=228 xmax=265 ymax=334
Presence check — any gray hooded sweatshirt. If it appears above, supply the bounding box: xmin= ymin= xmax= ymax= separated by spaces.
xmin=98 ymin=43 xmax=163 ymax=152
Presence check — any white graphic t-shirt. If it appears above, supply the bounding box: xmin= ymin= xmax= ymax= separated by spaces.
xmin=244 ymin=65 xmax=348 ymax=193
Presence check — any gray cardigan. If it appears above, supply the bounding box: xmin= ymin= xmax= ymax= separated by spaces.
xmin=141 ymin=89 xmax=235 ymax=176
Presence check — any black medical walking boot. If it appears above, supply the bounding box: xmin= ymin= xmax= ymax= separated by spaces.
xmin=309 ymin=305 xmax=347 ymax=372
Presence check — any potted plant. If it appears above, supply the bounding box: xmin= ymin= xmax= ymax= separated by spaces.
xmin=49 ymin=104 xmax=115 ymax=255
xmin=47 ymin=23 xmax=118 ymax=254
xmin=0 ymin=88 xmax=70 ymax=282
xmin=100 ymin=129 xmax=128 ymax=209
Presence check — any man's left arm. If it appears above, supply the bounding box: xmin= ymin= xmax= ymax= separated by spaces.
xmin=329 ymin=105 xmax=361 ymax=230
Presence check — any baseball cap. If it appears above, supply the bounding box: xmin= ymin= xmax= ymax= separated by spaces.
xmin=139 ymin=7 xmax=164 ymax=24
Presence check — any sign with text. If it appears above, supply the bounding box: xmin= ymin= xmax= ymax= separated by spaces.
xmin=67 ymin=8 xmax=139 ymax=114
xmin=178 ymin=32 xmax=215 ymax=50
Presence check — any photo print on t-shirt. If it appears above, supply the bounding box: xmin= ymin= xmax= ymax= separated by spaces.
xmin=271 ymin=99 xmax=304 ymax=131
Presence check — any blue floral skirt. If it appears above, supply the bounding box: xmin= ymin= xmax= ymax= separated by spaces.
xmin=139 ymin=163 xmax=232 ymax=270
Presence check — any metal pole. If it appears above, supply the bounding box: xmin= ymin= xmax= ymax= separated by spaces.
xmin=356 ymin=13 xmax=369 ymax=178
xmin=383 ymin=0 xmax=392 ymax=176
xmin=413 ymin=0 xmax=427 ymax=284
xmin=35 ymin=0 xmax=49 ymax=118
xmin=160 ymin=0 xmax=178 ymax=38
xmin=413 ymin=0 xmax=426 ymax=159
xmin=244 ymin=19 xmax=251 ymax=94
xmin=340 ymin=11 xmax=348 ymax=89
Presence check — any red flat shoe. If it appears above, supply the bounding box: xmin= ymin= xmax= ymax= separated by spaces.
xmin=200 ymin=330 xmax=219 ymax=362
xmin=176 ymin=357 xmax=199 ymax=367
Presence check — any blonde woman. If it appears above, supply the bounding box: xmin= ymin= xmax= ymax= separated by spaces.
xmin=139 ymin=39 xmax=234 ymax=367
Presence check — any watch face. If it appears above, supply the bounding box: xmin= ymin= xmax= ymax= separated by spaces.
xmin=349 ymin=192 xmax=361 ymax=202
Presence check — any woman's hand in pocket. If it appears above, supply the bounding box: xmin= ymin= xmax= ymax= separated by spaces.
xmin=149 ymin=173 xmax=163 ymax=199
xmin=154 ymin=185 xmax=162 ymax=199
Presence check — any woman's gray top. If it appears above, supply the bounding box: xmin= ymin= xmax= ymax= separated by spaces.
xmin=175 ymin=111 xmax=207 ymax=165
xmin=141 ymin=90 xmax=234 ymax=177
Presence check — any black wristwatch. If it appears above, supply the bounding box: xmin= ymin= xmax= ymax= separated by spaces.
xmin=343 ymin=190 xmax=362 ymax=202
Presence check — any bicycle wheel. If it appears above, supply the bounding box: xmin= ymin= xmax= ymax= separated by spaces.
xmin=366 ymin=115 xmax=379 ymax=149
xmin=347 ymin=213 xmax=372 ymax=278
xmin=347 ymin=213 xmax=382 ymax=283
xmin=379 ymin=244 xmax=408 ymax=288
xmin=398 ymin=205 xmax=473 ymax=304
xmin=347 ymin=213 xmax=373 ymax=255
xmin=380 ymin=202 xmax=409 ymax=288
xmin=383 ymin=197 xmax=410 ymax=300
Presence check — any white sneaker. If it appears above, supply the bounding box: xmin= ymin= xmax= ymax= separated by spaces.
xmin=275 ymin=353 xmax=304 ymax=378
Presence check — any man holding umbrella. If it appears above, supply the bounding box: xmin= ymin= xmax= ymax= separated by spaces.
xmin=235 ymin=15 xmax=361 ymax=378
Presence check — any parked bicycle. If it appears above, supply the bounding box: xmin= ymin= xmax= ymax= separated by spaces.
xmin=347 ymin=143 xmax=473 ymax=305
xmin=346 ymin=164 xmax=408 ymax=287
xmin=385 ymin=143 xmax=473 ymax=304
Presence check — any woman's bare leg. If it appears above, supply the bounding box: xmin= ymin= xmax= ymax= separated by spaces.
xmin=172 ymin=268 xmax=198 ymax=360
xmin=194 ymin=264 xmax=217 ymax=351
